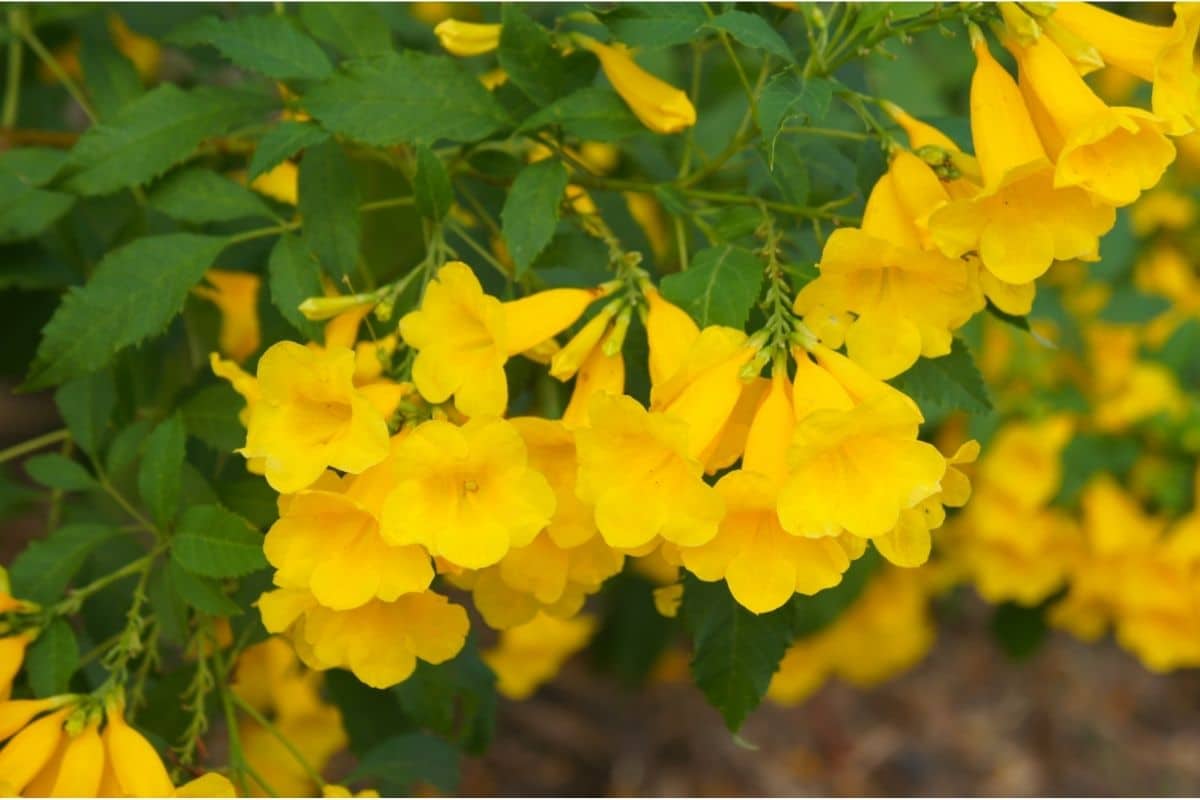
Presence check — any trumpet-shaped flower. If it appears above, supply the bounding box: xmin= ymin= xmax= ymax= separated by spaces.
xmin=241 ymin=342 xmax=390 ymax=493
xmin=575 ymin=392 xmax=723 ymax=551
xmin=0 ymin=707 xmax=70 ymax=794
xmin=483 ymin=613 xmax=597 ymax=699
xmin=193 ymin=269 xmax=261 ymax=363
xmin=381 ymin=418 xmax=555 ymax=569
xmin=102 ymin=699 xmax=176 ymax=797
xmin=929 ymin=35 xmax=1116 ymax=284
xmin=583 ymin=39 xmax=696 ymax=134
xmin=433 ymin=20 xmax=501 ymax=56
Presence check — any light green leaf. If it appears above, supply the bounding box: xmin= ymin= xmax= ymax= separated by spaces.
xmin=63 ymin=85 xmax=275 ymax=196
xmin=0 ymin=173 xmax=74 ymax=242
xmin=498 ymin=6 xmax=564 ymax=106
xmin=0 ymin=147 xmax=68 ymax=186
xmin=890 ymin=338 xmax=992 ymax=418
xmin=304 ymin=51 xmax=508 ymax=147
xmin=54 ymin=371 xmax=115 ymax=458
xmin=267 ymin=234 xmax=324 ymax=339
xmin=105 ymin=418 xmax=155 ymax=476
xmin=757 ymin=73 xmax=833 ymax=168
xmin=172 ymin=504 xmax=266 ymax=578
xmin=28 ymin=233 xmax=229 ymax=389
xmin=138 ymin=413 xmax=186 ymax=528
xmin=413 ymin=145 xmax=453 ymax=223
xmin=166 ymin=559 xmax=242 ymax=617
xmin=660 ymin=244 xmax=764 ymax=328
xmin=299 ymin=139 xmax=361 ymax=281
xmin=520 ymin=87 xmax=643 ymax=142
xmin=150 ymin=167 xmax=275 ymax=224
xmin=26 ymin=620 xmax=79 ymax=696
xmin=247 ymin=121 xmax=329 ymax=182
xmin=299 ymin=3 xmax=393 ymax=58
xmin=501 ymin=159 xmax=568 ymax=276
xmin=9 ymin=524 xmax=123 ymax=604
xmin=25 ymin=453 xmax=98 ymax=492
xmin=170 ymin=14 xmax=333 ymax=81
xmin=707 ymin=10 xmax=795 ymax=63
xmin=600 ymin=5 xmax=707 ymax=49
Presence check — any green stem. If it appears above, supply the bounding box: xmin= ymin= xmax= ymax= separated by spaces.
xmin=51 ymin=548 xmax=161 ymax=617
xmin=782 ymin=125 xmax=870 ymax=142
xmin=3 ymin=8 xmax=24 ymax=129
xmin=98 ymin=475 xmax=160 ymax=538
xmin=232 ymin=694 xmax=326 ymax=789
xmin=17 ymin=17 xmax=97 ymax=124
xmin=0 ymin=428 xmax=69 ymax=464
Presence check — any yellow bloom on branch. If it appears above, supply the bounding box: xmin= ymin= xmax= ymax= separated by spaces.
xmin=434 ymin=19 xmax=502 ymax=56
xmin=193 ymin=269 xmax=262 ymax=363
xmin=582 ymin=39 xmax=696 ymax=134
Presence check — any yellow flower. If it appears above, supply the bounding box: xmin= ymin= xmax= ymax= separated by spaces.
xmin=108 ymin=14 xmax=161 ymax=83
xmin=250 ymin=161 xmax=299 ymax=206
xmin=624 ymin=192 xmax=672 ymax=263
xmin=1011 ymin=30 xmax=1175 ymax=207
xmin=241 ymin=342 xmax=391 ymax=493
xmin=797 ymin=152 xmax=984 ymax=379
xmin=259 ymin=588 xmax=469 ymax=689
xmin=777 ymin=347 xmax=945 ymax=542
xmin=381 ymin=418 xmax=555 ymax=569
xmin=1051 ymin=2 xmax=1200 ymax=135
xmin=323 ymin=785 xmax=380 ymax=798
xmin=34 ymin=718 xmax=104 ymax=797
xmin=550 ymin=304 xmax=628 ymax=429
xmin=929 ymin=33 xmax=1116 ymax=284
xmin=483 ymin=613 xmax=596 ymax=699
xmin=583 ymin=39 xmax=696 ymax=134
xmin=575 ymin=392 xmax=724 ymax=552
xmin=399 ymin=262 xmax=602 ymax=417
xmin=176 ymin=773 xmax=239 ymax=797
xmin=1093 ymin=362 xmax=1187 ymax=432
xmin=678 ymin=372 xmax=856 ymax=613
xmin=1130 ymin=189 xmax=1196 ymax=235
xmin=434 ymin=19 xmax=502 ymax=56
xmin=978 ymin=415 xmax=1073 ymax=510
xmin=644 ymin=285 xmax=700 ymax=388
xmin=0 ymin=706 xmax=70 ymax=795
xmin=0 ymin=697 xmax=72 ymax=743
xmin=102 ymin=698 xmax=175 ymax=797
xmin=193 ymin=269 xmax=262 ymax=363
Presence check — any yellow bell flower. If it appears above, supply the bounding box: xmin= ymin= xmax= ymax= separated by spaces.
xmin=381 ymin=418 xmax=555 ymax=569
xmin=1130 ymin=188 xmax=1197 ymax=235
xmin=582 ymin=39 xmax=696 ymax=134
xmin=258 ymin=587 xmax=469 ymax=689
xmin=978 ymin=415 xmax=1073 ymax=511
xmin=42 ymin=718 xmax=104 ymax=796
xmin=575 ymin=392 xmax=724 ymax=551
xmin=0 ymin=634 xmax=31 ymax=703
xmin=433 ymin=20 xmax=502 ymax=56
xmin=0 ymin=707 xmax=70 ymax=794
xmin=483 ymin=613 xmax=596 ymax=699
xmin=241 ymin=342 xmax=391 ymax=493
xmin=193 ymin=269 xmax=262 ymax=363
xmin=561 ymin=337 xmax=626 ymax=430
xmin=176 ymin=773 xmax=239 ymax=797
xmin=929 ymin=33 xmax=1116 ymax=285
xmin=777 ymin=346 xmax=945 ymax=542
xmin=108 ymin=14 xmax=162 ymax=83
xmin=0 ymin=697 xmax=72 ymax=742
xmin=250 ymin=161 xmax=300 ymax=206
xmin=102 ymin=698 xmax=175 ymax=797
xmin=323 ymin=785 xmax=381 ymax=798
xmin=643 ymin=285 xmax=700 ymax=387
xmin=797 ymin=152 xmax=984 ymax=379
xmin=1011 ymin=31 xmax=1175 ymax=206
xmin=1051 ymin=2 xmax=1200 ymax=135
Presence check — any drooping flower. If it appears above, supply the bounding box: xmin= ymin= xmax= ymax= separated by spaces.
xmin=433 ymin=19 xmax=502 ymax=56
xmin=0 ymin=706 xmax=71 ymax=795
xmin=193 ymin=269 xmax=262 ymax=363
xmin=381 ymin=417 xmax=555 ymax=569
xmin=240 ymin=342 xmax=391 ymax=493
xmin=483 ymin=613 xmax=597 ymax=699
xmin=582 ymin=39 xmax=696 ymax=134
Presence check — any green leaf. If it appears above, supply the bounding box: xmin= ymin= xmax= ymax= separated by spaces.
xmin=502 ymin=159 xmax=568 ymax=276
xmin=150 ymin=167 xmax=275 ymax=224
xmin=138 ymin=413 xmax=186 ymax=528
xmin=990 ymin=601 xmax=1049 ymax=661
xmin=681 ymin=577 xmax=794 ymax=731
xmin=0 ymin=147 xmax=68 ymax=187
xmin=1056 ymin=434 xmax=1139 ymax=507
xmin=413 ymin=145 xmax=453 ymax=223
xmin=0 ymin=173 xmax=75 ymax=242
xmin=350 ymin=734 xmax=460 ymax=795
xmin=54 ymin=371 xmax=115 ymax=458
xmin=789 ymin=548 xmax=879 ymax=637
xmin=25 ymin=453 xmax=98 ymax=492
xmin=166 ymin=558 xmax=242 ymax=617
xmin=590 ymin=571 xmax=675 ymax=687
xmin=106 ymin=418 xmax=155 ymax=476
xmin=9 ymin=524 xmax=123 ymax=604
xmin=392 ymin=640 xmax=497 ymax=754
xmin=707 ymin=10 xmax=795 ymax=63
xmin=28 ymin=233 xmax=229 ymax=388
xmin=890 ymin=338 xmax=992 ymax=418
xmin=498 ymin=6 xmax=565 ymax=106
xmin=26 ymin=620 xmax=80 ymax=696
xmin=299 ymin=139 xmax=361 ymax=281
xmin=299 ymin=3 xmax=393 ymax=59
xmin=520 ymin=87 xmax=643 ymax=142
xmin=63 ymin=85 xmax=276 ymax=196
xmin=660 ymin=244 xmax=764 ymax=328
xmin=1097 ymin=285 xmax=1171 ymax=323
xmin=600 ymin=5 xmax=707 ymax=48
xmin=170 ymin=14 xmax=333 ymax=81
xmin=79 ymin=22 xmax=143 ymax=119
xmin=172 ymin=504 xmax=266 ymax=578
xmin=247 ymin=121 xmax=329 ymax=182
xmin=267 ymin=233 xmax=324 ymax=340
xmin=757 ymin=73 xmax=833 ymax=168
xmin=304 ymin=51 xmax=508 ymax=146
xmin=182 ymin=384 xmax=245 ymax=452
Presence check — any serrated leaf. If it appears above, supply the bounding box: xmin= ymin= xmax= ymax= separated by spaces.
xmin=9 ymin=524 xmax=123 ymax=604
xmin=166 ymin=558 xmax=242 ymax=617
xmin=520 ymin=87 xmax=643 ymax=142
xmin=757 ymin=73 xmax=834 ymax=168
xmin=303 ymin=51 xmax=508 ymax=147
xmin=660 ymin=244 xmax=764 ymax=328
xmin=79 ymin=20 xmax=143 ymax=119
xmin=150 ymin=167 xmax=275 ymax=224
xmin=299 ymin=3 xmax=392 ymax=58
xmin=890 ymin=338 xmax=992 ymax=418
xmin=63 ymin=85 xmax=276 ymax=196
xmin=172 ymin=504 xmax=266 ymax=578
xmin=106 ymin=418 xmax=155 ymax=475
xmin=54 ymin=371 xmax=115 ymax=458
xmin=138 ymin=413 xmax=186 ymax=529
xmin=413 ymin=145 xmax=453 ymax=223
xmin=498 ymin=6 xmax=565 ymax=106
xmin=502 ymin=159 xmax=568 ymax=275
xmin=25 ymin=453 xmax=98 ymax=492
xmin=393 ymin=640 xmax=497 ymax=754
xmin=350 ymin=734 xmax=460 ymax=794
xmin=790 ymin=548 xmax=879 ymax=637
xmin=171 ymin=14 xmax=333 ymax=81
xmin=299 ymin=139 xmax=361 ymax=281
xmin=266 ymin=233 xmax=324 ymax=339
xmin=706 ymin=10 xmax=795 ymax=63
xmin=28 ymin=233 xmax=228 ymax=388
xmin=0 ymin=172 xmax=74 ymax=242
xmin=247 ymin=121 xmax=329 ymax=182
xmin=600 ymin=5 xmax=707 ymax=48
xmin=682 ymin=577 xmax=794 ymax=731
xmin=26 ymin=619 xmax=79 ymax=696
